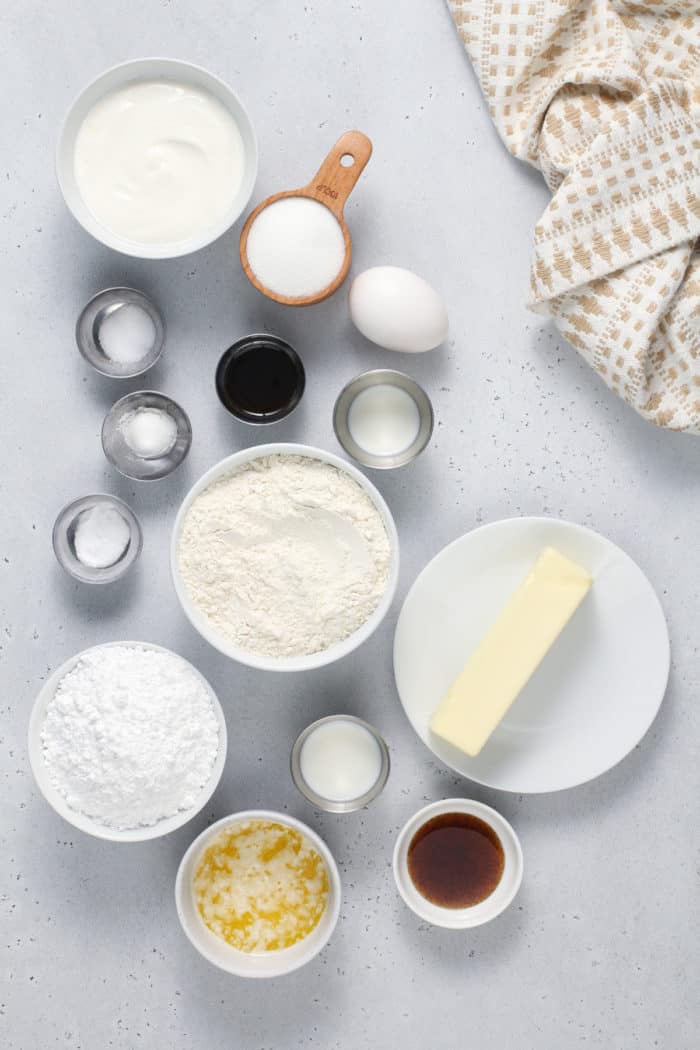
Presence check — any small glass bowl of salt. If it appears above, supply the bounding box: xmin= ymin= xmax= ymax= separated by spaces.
xmin=53 ymin=494 xmax=142 ymax=584
xmin=76 ymin=287 xmax=165 ymax=378
xmin=102 ymin=390 xmax=192 ymax=481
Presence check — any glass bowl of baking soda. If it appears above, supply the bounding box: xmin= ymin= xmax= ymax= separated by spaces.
xmin=102 ymin=390 xmax=192 ymax=481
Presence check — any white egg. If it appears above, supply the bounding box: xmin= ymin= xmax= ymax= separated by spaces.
xmin=348 ymin=266 xmax=448 ymax=353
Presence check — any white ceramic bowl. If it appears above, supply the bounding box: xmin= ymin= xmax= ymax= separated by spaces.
xmin=170 ymin=443 xmax=400 ymax=672
xmin=393 ymin=799 xmax=523 ymax=928
xmin=175 ymin=810 xmax=341 ymax=977
xmin=27 ymin=641 xmax=227 ymax=842
xmin=56 ymin=58 xmax=258 ymax=259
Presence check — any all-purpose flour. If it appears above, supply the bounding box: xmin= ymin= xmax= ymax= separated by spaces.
xmin=41 ymin=645 xmax=220 ymax=829
xmin=178 ymin=455 xmax=392 ymax=658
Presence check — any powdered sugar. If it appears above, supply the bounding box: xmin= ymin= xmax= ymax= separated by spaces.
xmin=177 ymin=455 xmax=392 ymax=658
xmin=40 ymin=645 xmax=220 ymax=830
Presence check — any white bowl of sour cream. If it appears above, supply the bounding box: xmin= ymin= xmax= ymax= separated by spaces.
xmin=57 ymin=58 xmax=258 ymax=258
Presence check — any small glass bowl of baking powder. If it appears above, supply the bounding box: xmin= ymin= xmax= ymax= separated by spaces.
xmin=76 ymin=287 xmax=165 ymax=378
xmin=102 ymin=391 xmax=192 ymax=481
xmin=53 ymin=493 xmax=143 ymax=584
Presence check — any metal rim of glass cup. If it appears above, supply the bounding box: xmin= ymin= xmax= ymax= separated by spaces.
xmin=290 ymin=714 xmax=391 ymax=813
xmin=52 ymin=494 xmax=143 ymax=584
xmin=332 ymin=368 xmax=434 ymax=469
xmin=75 ymin=287 xmax=166 ymax=379
xmin=101 ymin=390 xmax=192 ymax=481
xmin=215 ymin=333 xmax=306 ymax=424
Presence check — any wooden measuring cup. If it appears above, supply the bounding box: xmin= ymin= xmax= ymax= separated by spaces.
xmin=240 ymin=130 xmax=373 ymax=306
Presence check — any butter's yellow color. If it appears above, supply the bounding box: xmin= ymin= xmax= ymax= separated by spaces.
xmin=193 ymin=819 xmax=328 ymax=953
xmin=430 ymin=547 xmax=592 ymax=757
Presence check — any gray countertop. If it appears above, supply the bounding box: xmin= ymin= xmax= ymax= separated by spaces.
xmin=3 ymin=2 xmax=698 ymax=1047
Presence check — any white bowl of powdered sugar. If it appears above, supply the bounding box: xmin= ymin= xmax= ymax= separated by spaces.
xmin=28 ymin=641 xmax=227 ymax=842
xmin=171 ymin=444 xmax=400 ymax=671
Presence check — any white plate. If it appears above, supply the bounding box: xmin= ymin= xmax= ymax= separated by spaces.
xmin=28 ymin=641 xmax=227 ymax=841
xmin=393 ymin=518 xmax=670 ymax=793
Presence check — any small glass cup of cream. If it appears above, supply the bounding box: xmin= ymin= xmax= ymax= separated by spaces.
xmin=333 ymin=369 xmax=434 ymax=469
xmin=53 ymin=494 xmax=142 ymax=584
xmin=102 ymin=391 xmax=192 ymax=481
xmin=76 ymin=287 xmax=165 ymax=378
xmin=291 ymin=714 xmax=390 ymax=813
xmin=392 ymin=799 xmax=523 ymax=929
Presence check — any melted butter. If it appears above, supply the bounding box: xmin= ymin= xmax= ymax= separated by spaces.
xmin=193 ymin=819 xmax=329 ymax=953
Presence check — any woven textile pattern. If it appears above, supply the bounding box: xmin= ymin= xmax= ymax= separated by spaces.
xmin=447 ymin=0 xmax=700 ymax=431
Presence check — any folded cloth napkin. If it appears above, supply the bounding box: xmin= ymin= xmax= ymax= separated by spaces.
xmin=447 ymin=0 xmax=700 ymax=432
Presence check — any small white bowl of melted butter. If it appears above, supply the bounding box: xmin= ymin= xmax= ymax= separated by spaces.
xmin=57 ymin=58 xmax=258 ymax=258
xmin=176 ymin=811 xmax=341 ymax=977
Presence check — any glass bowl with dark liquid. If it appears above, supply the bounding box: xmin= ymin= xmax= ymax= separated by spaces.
xmin=215 ymin=334 xmax=305 ymax=424
xmin=393 ymin=799 xmax=523 ymax=928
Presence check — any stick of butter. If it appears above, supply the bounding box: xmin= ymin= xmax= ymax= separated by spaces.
xmin=430 ymin=547 xmax=592 ymax=757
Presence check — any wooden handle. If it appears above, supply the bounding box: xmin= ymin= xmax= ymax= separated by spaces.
xmin=304 ymin=130 xmax=373 ymax=221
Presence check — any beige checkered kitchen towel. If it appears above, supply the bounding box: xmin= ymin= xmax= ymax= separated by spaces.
xmin=447 ymin=1 xmax=700 ymax=432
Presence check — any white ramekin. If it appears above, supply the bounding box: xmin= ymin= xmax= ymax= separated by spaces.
xmin=175 ymin=810 xmax=341 ymax=978
xmin=56 ymin=58 xmax=258 ymax=259
xmin=170 ymin=443 xmax=400 ymax=672
xmin=27 ymin=641 xmax=227 ymax=842
xmin=393 ymin=798 xmax=523 ymax=928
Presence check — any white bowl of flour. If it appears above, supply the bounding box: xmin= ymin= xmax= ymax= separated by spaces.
xmin=171 ymin=444 xmax=400 ymax=671
xmin=28 ymin=642 xmax=227 ymax=842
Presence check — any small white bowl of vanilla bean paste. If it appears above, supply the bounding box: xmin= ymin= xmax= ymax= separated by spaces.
xmin=171 ymin=444 xmax=400 ymax=672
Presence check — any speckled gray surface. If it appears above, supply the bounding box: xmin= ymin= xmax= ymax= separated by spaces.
xmin=2 ymin=2 xmax=699 ymax=1047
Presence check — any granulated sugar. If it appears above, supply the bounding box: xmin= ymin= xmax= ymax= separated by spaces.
xmin=41 ymin=645 xmax=220 ymax=829
xmin=245 ymin=197 xmax=346 ymax=298
xmin=177 ymin=454 xmax=392 ymax=658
